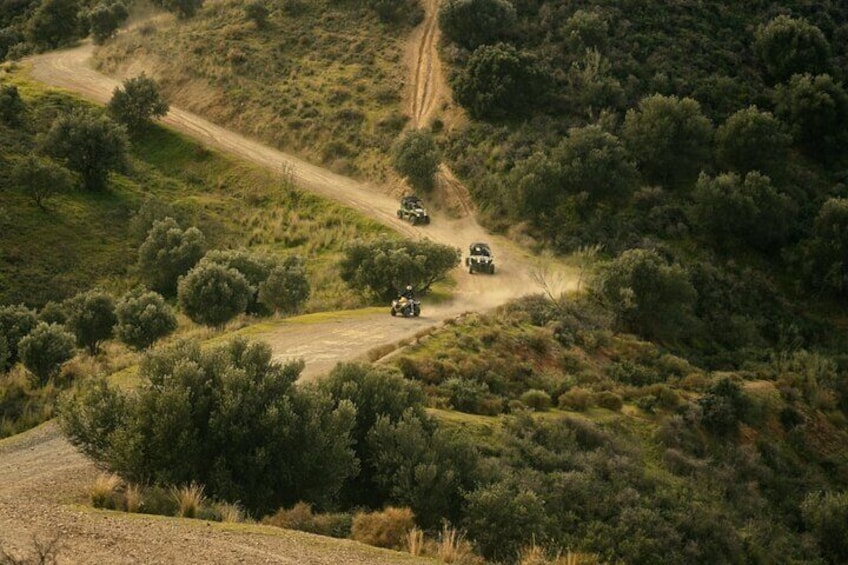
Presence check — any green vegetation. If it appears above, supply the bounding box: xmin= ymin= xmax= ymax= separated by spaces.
xmin=339 ymin=236 xmax=461 ymax=301
xmin=107 ymin=73 xmax=169 ymax=134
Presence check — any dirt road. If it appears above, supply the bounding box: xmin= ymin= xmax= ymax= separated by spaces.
xmin=2 ymin=4 xmax=577 ymax=561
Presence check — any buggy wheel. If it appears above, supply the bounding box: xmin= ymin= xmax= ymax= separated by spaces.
xmin=390 ymin=308 xmax=397 ymax=316
xmin=490 ymin=265 xmax=495 ymax=274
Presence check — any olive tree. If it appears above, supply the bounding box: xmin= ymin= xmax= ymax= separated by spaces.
xmin=150 ymin=0 xmax=204 ymax=19
xmin=689 ymin=171 xmax=796 ymax=253
xmin=59 ymin=338 xmax=358 ymax=515
xmin=439 ymin=0 xmax=516 ymax=50
xmin=715 ymin=106 xmax=791 ymax=177
xmin=391 ymin=129 xmax=440 ymax=192
xmin=754 ymin=15 xmax=831 ymax=84
xmin=41 ymin=109 xmax=129 ymax=192
xmin=107 ymin=73 xmax=169 ymax=134
xmin=177 ymin=262 xmax=251 ymax=328
xmin=11 ymin=155 xmax=74 ymax=210
xmin=339 ymin=236 xmax=461 ymax=301
xmin=0 ymin=84 xmax=26 ymax=127
xmin=24 ymin=0 xmax=82 ymax=49
xmin=801 ymin=198 xmax=848 ymax=296
xmin=86 ymin=2 xmax=129 ymax=45
xmin=594 ymin=248 xmax=697 ymax=342
xmin=775 ymin=73 xmax=848 ymax=161
xmin=137 ymin=217 xmax=207 ymax=296
xmin=115 ymin=288 xmax=177 ymax=351
xmin=0 ymin=304 xmax=38 ymax=372
xmin=257 ymin=256 xmax=311 ymax=315
xmin=452 ymin=42 xmax=549 ymax=120
xmin=18 ymin=322 xmax=76 ymax=386
xmin=64 ymin=289 xmax=117 ymax=355
xmin=197 ymin=249 xmax=287 ymax=315
xmin=622 ymin=94 xmax=713 ymax=190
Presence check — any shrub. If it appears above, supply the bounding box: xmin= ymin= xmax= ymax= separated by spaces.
xmin=177 ymin=263 xmax=251 ymax=328
xmin=520 ymin=389 xmax=552 ymax=411
xmin=115 ymin=288 xmax=177 ymax=350
xmin=107 ymin=73 xmax=169 ymax=134
xmin=350 ymin=506 xmax=415 ymax=549
xmin=11 ymin=155 xmax=74 ymax=210
xmin=59 ymin=338 xmax=357 ymax=516
xmin=64 ymin=289 xmax=117 ymax=356
xmin=595 ymin=391 xmax=623 ymax=411
xmin=263 ymin=502 xmax=352 ymax=538
xmin=558 ymin=387 xmax=592 ymax=411
xmin=443 ymin=377 xmax=490 ymax=413
xmin=801 ymin=490 xmax=848 ymax=564
xmin=339 ymin=236 xmax=460 ymax=301
xmin=18 ymin=322 xmax=76 ymax=386
xmin=257 ymin=256 xmax=310 ymax=315
xmin=0 ymin=304 xmax=38 ymax=372
xmin=392 ymin=129 xmax=440 ymax=192
xmin=0 ymin=84 xmax=26 ymax=127
xmin=138 ymin=485 xmax=178 ymax=516
xmin=137 ymin=217 xmax=207 ymax=297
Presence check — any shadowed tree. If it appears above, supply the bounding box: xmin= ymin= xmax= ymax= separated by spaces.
xmin=439 ymin=0 xmax=516 ymax=50
xmin=452 ymin=42 xmax=549 ymax=120
xmin=754 ymin=15 xmax=831 ymax=84
xmin=25 ymin=0 xmax=81 ymax=49
xmin=257 ymin=256 xmax=311 ymax=315
xmin=11 ymin=155 xmax=74 ymax=210
xmin=715 ymin=106 xmax=792 ymax=177
xmin=594 ymin=248 xmax=697 ymax=342
xmin=150 ymin=0 xmax=204 ymax=19
xmin=775 ymin=73 xmax=848 ymax=162
xmin=622 ymin=94 xmax=713 ymax=191
xmin=0 ymin=304 xmax=38 ymax=372
xmin=86 ymin=2 xmax=129 ymax=45
xmin=339 ymin=236 xmax=460 ymax=301
xmin=41 ymin=109 xmax=128 ymax=192
xmin=0 ymin=84 xmax=25 ymax=127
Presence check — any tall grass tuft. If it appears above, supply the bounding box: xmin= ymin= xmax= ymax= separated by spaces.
xmin=518 ymin=543 xmax=601 ymax=565
xmin=215 ymin=501 xmax=246 ymax=523
xmin=406 ymin=527 xmax=425 ymax=556
xmin=437 ymin=524 xmax=479 ymax=564
xmin=170 ymin=482 xmax=205 ymax=518
xmin=89 ymin=473 xmax=122 ymax=510
xmin=124 ymin=483 xmax=142 ymax=513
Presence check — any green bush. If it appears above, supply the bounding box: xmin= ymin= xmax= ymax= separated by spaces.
xmin=137 ymin=217 xmax=207 ymax=297
xmin=595 ymin=391 xmax=623 ymax=411
xmin=59 ymin=338 xmax=357 ymax=516
xmin=18 ymin=322 xmax=76 ymax=386
xmin=177 ymin=263 xmax=251 ymax=327
xmin=520 ymin=389 xmax=551 ymax=411
xmin=115 ymin=288 xmax=177 ymax=351
xmin=558 ymin=387 xmax=592 ymax=411
xmin=801 ymin=490 xmax=848 ymax=564
xmin=391 ymin=129 xmax=440 ymax=192
xmin=64 ymin=289 xmax=117 ymax=356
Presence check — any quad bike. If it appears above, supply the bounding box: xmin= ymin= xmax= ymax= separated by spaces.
xmin=390 ymin=297 xmax=421 ymax=317
xmin=465 ymin=242 xmax=495 ymax=274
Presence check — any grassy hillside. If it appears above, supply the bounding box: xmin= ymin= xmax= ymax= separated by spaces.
xmin=392 ymin=295 xmax=848 ymax=563
xmin=94 ymin=0 xmax=414 ymax=181
xmin=0 ymin=68 xmax=393 ymax=308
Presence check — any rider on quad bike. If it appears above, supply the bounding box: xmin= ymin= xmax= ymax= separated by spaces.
xmin=391 ymin=285 xmax=420 ymax=317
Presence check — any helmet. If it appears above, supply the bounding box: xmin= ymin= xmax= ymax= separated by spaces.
xmin=406 ymin=285 xmax=413 ymax=291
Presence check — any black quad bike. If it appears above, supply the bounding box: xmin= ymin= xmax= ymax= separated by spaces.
xmin=465 ymin=242 xmax=495 ymax=274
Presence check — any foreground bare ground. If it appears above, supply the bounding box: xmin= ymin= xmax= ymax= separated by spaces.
xmin=2 ymin=5 xmax=577 ymax=561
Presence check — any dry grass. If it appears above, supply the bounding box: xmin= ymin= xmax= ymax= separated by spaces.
xmin=350 ymin=506 xmax=415 ymax=550
xmin=406 ymin=526 xmax=425 ymax=556
xmin=124 ymin=483 xmax=142 ymax=513
xmin=436 ymin=524 xmax=479 ymax=564
xmin=215 ymin=501 xmax=245 ymax=523
xmin=518 ymin=543 xmax=602 ymax=565
xmin=170 ymin=482 xmax=206 ymax=518
xmin=89 ymin=473 xmax=122 ymax=510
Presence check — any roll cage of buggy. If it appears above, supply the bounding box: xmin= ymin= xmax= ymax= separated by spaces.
xmin=397 ymin=195 xmax=430 ymax=225
xmin=465 ymin=242 xmax=495 ymax=274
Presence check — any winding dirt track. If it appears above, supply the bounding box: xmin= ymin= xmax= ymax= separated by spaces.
xmin=1 ymin=4 xmax=576 ymax=562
